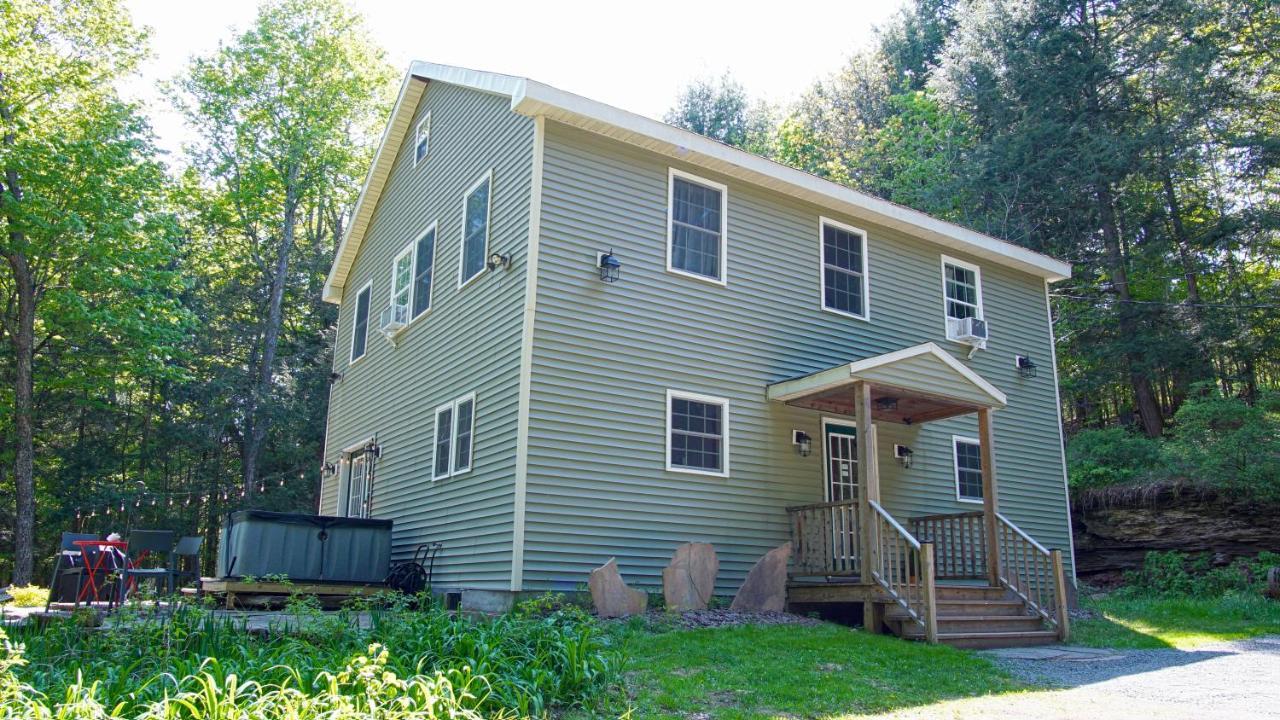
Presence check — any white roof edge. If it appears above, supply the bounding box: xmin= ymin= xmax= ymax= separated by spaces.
xmin=325 ymin=62 xmax=1071 ymax=304
xmin=512 ymin=80 xmax=1071 ymax=282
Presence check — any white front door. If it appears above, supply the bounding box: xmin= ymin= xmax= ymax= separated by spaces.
xmin=345 ymin=452 xmax=372 ymax=518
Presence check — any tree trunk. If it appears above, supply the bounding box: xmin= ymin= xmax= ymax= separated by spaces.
xmin=5 ymin=248 xmax=37 ymax=585
xmin=241 ymin=176 xmax=300 ymax=490
xmin=1098 ymin=185 xmax=1164 ymax=437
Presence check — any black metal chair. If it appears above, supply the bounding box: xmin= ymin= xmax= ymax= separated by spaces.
xmin=45 ymin=532 xmax=100 ymax=611
xmin=171 ymin=536 xmax=204 ymax=593
xmin=117 ymin=530 xmax=175 ymax=604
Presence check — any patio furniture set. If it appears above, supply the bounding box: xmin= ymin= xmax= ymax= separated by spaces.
xmin=44 ymin=530 xmax=203 ymax=611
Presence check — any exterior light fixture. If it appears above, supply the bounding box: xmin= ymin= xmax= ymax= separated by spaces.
xmin=894 ymin=444 xmax=914 ymax=468
xmin=365 ymin=441 xmax=382 ymax=459
xmin=1015 ymin=354 xmax=1038 ymax=378
xmin=487 ymin=252 xmax=511 ymax=271
xmin=875 ymin=396 xmax=899 ymax=412
xmin=322 ymin=462 xmax=337 ymax=477
xmin=792 ymin=430 xmax=812 ymax=457
xmin=597 ymin=250 xmax=621 ymax=283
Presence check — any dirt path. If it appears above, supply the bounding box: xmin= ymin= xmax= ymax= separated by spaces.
xmin=861 ymin=636 xmax=1280 ymax=720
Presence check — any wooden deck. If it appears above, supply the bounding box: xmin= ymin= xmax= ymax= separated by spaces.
xmin=200 ymin=579 xmax=387 ymax=609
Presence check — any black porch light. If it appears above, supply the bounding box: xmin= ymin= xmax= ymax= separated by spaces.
xmin=1016 ymin=354 xmax=1038 ymax=378
xmin=792 ymin=430 xmax=812 ymax=457
xmin=487 ymin=252 xmax=511 ymax=271
xmin=597 ymin=250 xmax=621 ymax=283
xmin=875 ymin=396 xmax=899 ymax=412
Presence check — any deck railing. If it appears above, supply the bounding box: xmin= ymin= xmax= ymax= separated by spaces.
xmin=909 ymin=511 xmax=987 ymax=579
xmin=787 ymin=499 xmax=861 ymax=577
xmin=995 ymin=513 xmax=1071 ymax=640
xmin=869 ymin=500 xmax=937 ymax=642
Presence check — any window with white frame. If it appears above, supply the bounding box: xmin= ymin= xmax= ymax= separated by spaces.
xmin=820 ymin=218 xmax=869 ymax=319
xmin=953 ymin=436 xmax=984 ymax=503
xmin=434 ymin=393 xmax=476 ymax=479
xmin=391 ymin=244 xmax=414 ymax=311
xmin=413 ymin=112 xmax=431 ymax=166
xmin=667 ymin=170 xmax=727 ymax=283
xmin=666 ymin=390 xmax=729 ymax=476
xmin=349 ymin=283 xmax=371 ymax=363
xmin=943 ymin=256 xmax=983 ymax=319
xmin=412 ymin=225 xmax=436 ymax=318
xmin=459 ymin=173 xmax=491 ymax=286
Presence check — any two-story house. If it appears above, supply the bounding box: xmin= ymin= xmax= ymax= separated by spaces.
xmin=319 ymin=63 xmax=1075 ymax=645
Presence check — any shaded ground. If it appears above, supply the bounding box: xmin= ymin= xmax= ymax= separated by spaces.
xmin=862 ymin=636 xmax=1280 ymax=720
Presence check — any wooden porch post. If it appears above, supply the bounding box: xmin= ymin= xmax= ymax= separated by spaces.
xmin=978 ymin=407 xmax=1001 ymax=586
xmin=856 ymin=382 xmax=880 ymax=571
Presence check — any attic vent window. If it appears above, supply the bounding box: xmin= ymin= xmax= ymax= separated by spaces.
xmin=413 ymin=112 xmax=431 ymax=166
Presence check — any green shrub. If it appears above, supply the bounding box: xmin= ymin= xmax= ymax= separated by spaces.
xmin=1117 ymin=550 xmax=1280 ymax=599
xmin=1067 ymin=426 xmax=1163 ymax=491
xmin=1163 ymin=391 xmax=1280 ymax=501
xmin=1 ymin=585 xmax=48 ymax=608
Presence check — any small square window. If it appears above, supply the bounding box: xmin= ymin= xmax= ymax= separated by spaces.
xmin=953 ymin=436 xmax=984 ymax=503
xmin=666 ymin=390 xmax=729 ymax=476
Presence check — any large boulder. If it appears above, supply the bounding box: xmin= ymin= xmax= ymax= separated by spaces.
xmin=662 ymin=542 xmax=719 ymax=611
xmin=588 ymin=558 xmax=648 ymax=618
xmin=730 ymin=542 xmax=792 ymax=612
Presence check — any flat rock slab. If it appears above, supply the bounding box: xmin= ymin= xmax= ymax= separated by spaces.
xmin=984 ymin=645 xmax=1125 ymax=662
xmin=588 ymin=558 xmax=648 ymax=618
xmin=662 ymin=542 xmax=719 ymax=611
xmin=730 ymin=542 xmax=792 ymax=613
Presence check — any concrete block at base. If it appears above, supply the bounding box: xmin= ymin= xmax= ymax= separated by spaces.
xmin=461 ymin=589 xmax=516 ymax=614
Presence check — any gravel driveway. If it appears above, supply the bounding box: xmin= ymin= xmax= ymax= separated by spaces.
xmin=863 ymin=635 xmax=1280 ymax=720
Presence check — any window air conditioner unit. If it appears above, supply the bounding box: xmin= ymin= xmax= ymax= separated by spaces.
xmin=379 ymin=303 xmax=409 ymax=338
xmin=954 ymin=316 xmax=988 ymax=343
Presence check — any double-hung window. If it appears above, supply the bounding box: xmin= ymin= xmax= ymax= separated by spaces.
xmin=459 ymin=172 xmax=492 ymax=287
xmin=820 ymin=218 xmax=870 ymax=320
xmin=412 ymin=224 xmax=437 ymax=318
xmin=953 ymin=436 xmax=984 ymax=503
xmin=942 ymin=255 xmax=985 ymax=341
xmin=667 ymin=169 xmax=727 ymax=284
xmin=434 ymin=393 xmax=476 ymax=480
xmin=413 ymin=112 xmax=431 ymax=166
xmin=391 ymin=244 xmax=414 ymax=312
xmin=666 ymin=390 xmax=729 ymax=477
xmin=349 ymin=282 xmax=371 ymax=363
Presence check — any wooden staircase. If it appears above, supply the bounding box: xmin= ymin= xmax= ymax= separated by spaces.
xmin=884 ymin=583 xmax=1060 ymax=648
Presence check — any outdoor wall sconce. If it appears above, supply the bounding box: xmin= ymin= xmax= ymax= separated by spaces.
xmin=322 ymin=462 xmax=337 ymax=477
xmin=792 ymin=430 xmax=812 ymax=457
xmin=597 ymin=250 xmax=621 ymax=283
xmin=487 ymin=252 xmax=512 ymax=271
xmin=875 ymin=396 xmax=899 ymax=412
xmin=364 ymin=441 xmax=382 ymax=459
xmin=1015 ymin=354 xmax=1038 ymax=379
xmin=894 ymin=444 xmax=914 ymax=468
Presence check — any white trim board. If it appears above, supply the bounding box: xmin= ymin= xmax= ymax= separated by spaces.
xmin=323 ymin=62 xmax=1071 ymax=304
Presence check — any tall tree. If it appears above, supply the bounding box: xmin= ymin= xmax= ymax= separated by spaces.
xmin=665 ymin=73 xmax=774 ymax=153
xmin=174 ymin=0 xmax=394 ymax=491
xmin=0 ymin=0 xmax=186 ymax=583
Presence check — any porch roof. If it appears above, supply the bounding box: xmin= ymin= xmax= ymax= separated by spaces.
xmin=766 ymin=343 xmax=1007 ymax=424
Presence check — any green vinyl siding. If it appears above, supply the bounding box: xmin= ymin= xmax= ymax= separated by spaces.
xmin=321 ymin=81 xmax=534 ymax=590
xmin=520 ymin=120 xmax=1072 ymax=595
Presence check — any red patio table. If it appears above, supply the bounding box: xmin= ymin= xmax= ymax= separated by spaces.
xmin=71 ymin=539 xmax=128 ymax=605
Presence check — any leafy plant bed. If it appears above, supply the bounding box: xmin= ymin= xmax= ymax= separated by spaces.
xmin=2 ymin=595 xmax=616 ymax=718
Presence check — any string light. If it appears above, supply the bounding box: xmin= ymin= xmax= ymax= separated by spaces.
xmin=75 ymin=463 xmax=314 ymax=521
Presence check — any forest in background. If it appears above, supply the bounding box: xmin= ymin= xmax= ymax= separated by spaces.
xmin=2 ymin=0 xmax=1277 ymax=584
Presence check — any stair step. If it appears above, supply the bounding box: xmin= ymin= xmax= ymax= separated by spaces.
xmin=896 ymin=615 xmax=1047 ymax=635
xmin=887 ymin=599 xmax=1025 ymax=618
xmin=935 ymin=630 xmax=1061 ymax=649
xmin=933 ymin=585 xmax=1012 ymax=601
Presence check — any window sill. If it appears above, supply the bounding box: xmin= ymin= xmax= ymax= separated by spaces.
xmin=666 ymin=465 xmax=729 ymax=478
xmin=822 ymin=305 xmax=871 ymax=323
xmin=665 ymin=266 xmax=728 ymax=287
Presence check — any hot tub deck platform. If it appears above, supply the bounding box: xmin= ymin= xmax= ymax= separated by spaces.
xmin=199 ymin=578 xmax=388 ymax=609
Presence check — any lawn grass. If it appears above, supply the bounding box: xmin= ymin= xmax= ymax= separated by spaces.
xmin=1071 ymin=594 xmax=1280 ymax=649
xmin=600 ymin=621 xmax=1023 ymax=719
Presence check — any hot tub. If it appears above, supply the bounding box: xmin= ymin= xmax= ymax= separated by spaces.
xmin=215 ymin=510 xmax=392 ymax=583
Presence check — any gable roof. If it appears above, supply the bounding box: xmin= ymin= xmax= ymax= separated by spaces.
xmin=323 ymin=62 xmax=1072 ymax=304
